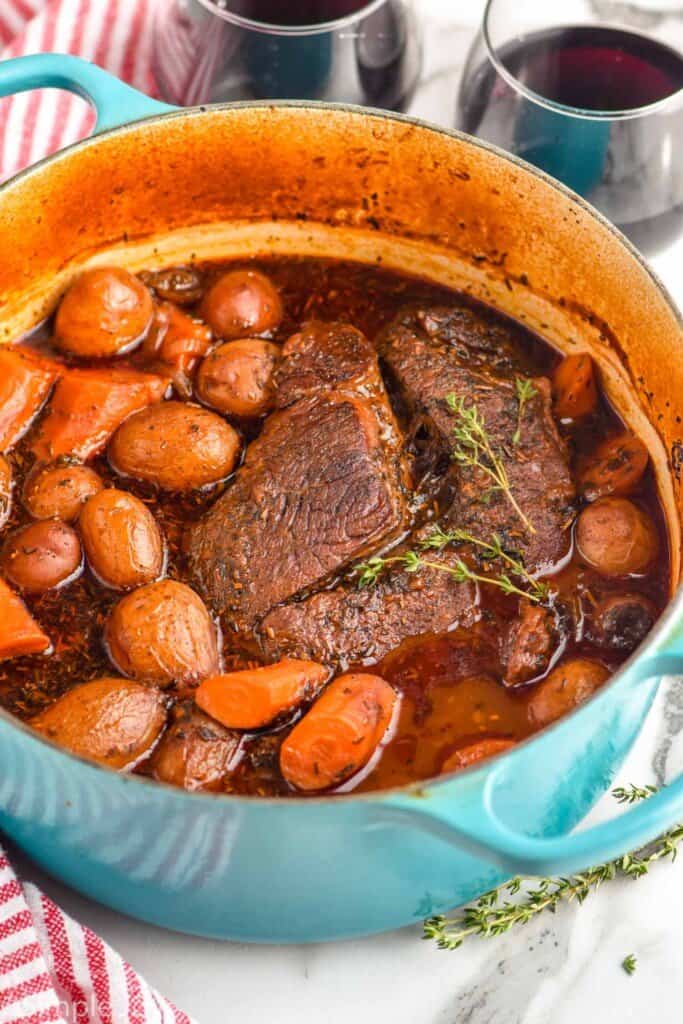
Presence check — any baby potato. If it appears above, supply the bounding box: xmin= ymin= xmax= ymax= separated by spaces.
xmin=105 ymin=579 xmax=219 ymax=686
xmin=30 ymin=677 xmax=167 ymax=770
xmin=55 ymin=267 xmax=154 ymax=358
xmin=576 ymin=497 xmax=658 ymax=576
xmin=196 ymin=339 xmax=280 ymax=417
xmin=141 ymin=265 xmax=203 ymax=306
xmin=553 ymin=353 xmax=597 ymax=419
xmin=79 ymin=488 xmax=164 ymax=590
xmin=108 ymin=401 xmax=240 ymax=491
xmin=0 ymin=454 xmax=12 ymax=528
xmin=527 ymin=659 xmax=610 ymax=728
xmin=150 ymin=704 xmax=242 ymax=791
xmin=1 ymin=520 xmax=82 ymax=594
xmin=591 ymin=592 xmax=657 ymax=654
xmin=200 ymin=269 xmax=283 ymax=339
xmin=23 ymin=462 xmax=103 ymax=522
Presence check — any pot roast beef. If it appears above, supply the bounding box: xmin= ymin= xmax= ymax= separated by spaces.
xmin=379 ymin=306 xmax=575 ymax=571
xmin=185 ymin=322 xmax=408 ymax=634
xmin=258 ymin=305 xmax=575 ymax=668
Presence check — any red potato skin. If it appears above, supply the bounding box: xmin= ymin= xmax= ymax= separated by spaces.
xmin=108 ymin=401 xmax=240 ymax=491
xmin=23 ymin=462 xmax=103 ymax=522
xmin=196 ymin=658 xmax=329 ymax=730
xmin=150 ymin=704 xmax=242 ymax=791
xmin=280 ymin=672 xmax=398 ymax=792
xmin=79 ymin=488 xmax=165 ymax=590
xmin=195 ymin=339 xmax=280 ymax=418
xmin=30 ymin=366 xmax=169 ymax=463
xmin=553 ymin=353 xmax=598 ymax=419
xmin=200 ymin=270 xmax=283 ymax=340
xmin=441 ymin=738 xmax=515 ymax=774
xmin=30 ymin=677 xmax=167 ymax=770
xmin=576 ymin=497 xmax=658 ymax=576
xmin=527 ymin=659 xmax=610 ymax=728
xmin=1 ymin=520 xmax=82 ymax=594
xmin=0 ymin=577 xmax=51 ymax=659
xmin=55 ymin=267 xmax=154 ymax=358
xmin=105 ymin=579 xmax=219 ymax=686
xmin=0 ymin=347 xmax=59 ymax=452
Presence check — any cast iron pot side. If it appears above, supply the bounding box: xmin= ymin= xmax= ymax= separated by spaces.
xmin=0 ymin=56 xmax=682 ymax=942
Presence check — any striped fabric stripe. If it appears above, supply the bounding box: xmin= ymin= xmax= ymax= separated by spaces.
xmin=0 ymin=853 xmax=197 ymax=1022
xmin=0 ymin=0 xmax=162 ymax=182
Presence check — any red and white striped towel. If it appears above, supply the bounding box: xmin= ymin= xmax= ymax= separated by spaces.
xmin=0 ymin=0 xmax=163 ymax=182
xmin=0 ymin=848 xmax=196 ymax=1024
xmin=0 ymin=11 xmax=198 ymax=1023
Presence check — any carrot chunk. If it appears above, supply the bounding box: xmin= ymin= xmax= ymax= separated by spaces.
xmin=280 ymin=672 xmax=398 ymax=792
xmin=30 ymin=365 xmax=169 ymax=463
xmin=0 ymin=347 xmax=59 ymax=452
xmin=0 ymin=576 xmax=51 ymax=659
xmin=578 ymin=433 xmax=649 ymax=502
xmin=553 ymin=353 xmax=597 ymax=419
xmin=142 ymin=301 xmax=212 ymax=375
xmin=197 ymin=658 xmax=328 ymax=730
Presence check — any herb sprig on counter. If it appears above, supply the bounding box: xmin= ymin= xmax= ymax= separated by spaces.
xmin=621 ymin=954 xmax=638 ymax=976
xmin=355 ymin=526 xmax=549 ymax=605
xmin=423 ymin=785 xmax=681 ymax=951
xmin=447 ymin=393 xmax=536 ymax=535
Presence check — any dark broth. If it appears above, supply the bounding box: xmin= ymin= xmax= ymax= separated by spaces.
xmin=0 ymin=258 xmax=671 ymax=796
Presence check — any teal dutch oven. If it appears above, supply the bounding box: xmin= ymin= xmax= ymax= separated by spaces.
xmin=0 ymin=54 xmax=682 ymax=943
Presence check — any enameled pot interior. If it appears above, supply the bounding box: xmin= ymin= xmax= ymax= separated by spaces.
xmin=0 ymin=104 xmax=681 ymax=786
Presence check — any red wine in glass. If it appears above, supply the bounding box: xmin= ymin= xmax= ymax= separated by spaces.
xmin=217 ymin=0 xmax=371 ymax=22
xmin=158 ymin=0 xmax=421 ymax=111
xmin=458 ymin=26 xmax=683 ymax=254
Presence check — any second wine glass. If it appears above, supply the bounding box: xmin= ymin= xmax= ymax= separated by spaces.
xmin=456 ymin=0 xmax=683 ymax=254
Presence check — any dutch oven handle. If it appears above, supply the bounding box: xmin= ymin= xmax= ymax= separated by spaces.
xmin=382 ymin=648 xmax=683 ymax=877
xmin=0 ymin=53 xmax=176 ymax=135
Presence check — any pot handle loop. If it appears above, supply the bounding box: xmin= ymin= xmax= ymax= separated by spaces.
xmin=385 ymin=768 xmax=683 ymax=878
xmin=0 ymin=53 xmax=176 ymax=134
xmin=384 ymin=648 xmax=683 ymax=876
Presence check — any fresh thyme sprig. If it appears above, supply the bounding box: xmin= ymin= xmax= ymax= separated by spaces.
xmin=613 ymin=784 xmax=658 ymax=804
xmin=423 ymin=785 xmax=682 ymax=951
xmin=621 ymin=954 xmax=637 ymax=976
xmin=356 ymin=549 xmax=539 ymax=602
xmin=512 ymin=377 xmax=538 ymax=446
xmin=447 ymin=393 xmax=536 ymax=536
xmin=419 ymin=526 xmax=549 ymax=603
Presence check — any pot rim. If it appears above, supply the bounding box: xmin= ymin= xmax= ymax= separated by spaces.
xmin=1 ymin=98 xmax=681 ymax=807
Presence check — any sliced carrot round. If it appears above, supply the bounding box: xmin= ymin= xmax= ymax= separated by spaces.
xmin=578 ymin=433 xmax=649 ymax=501
xmin=280 ymin=672 xmax=398 ymax=792
xmin=196 ymin=658 xmax=328 ymax=730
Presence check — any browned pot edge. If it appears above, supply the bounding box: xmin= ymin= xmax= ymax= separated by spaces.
xmin=0 ymin=102 xmax=680 ymax=584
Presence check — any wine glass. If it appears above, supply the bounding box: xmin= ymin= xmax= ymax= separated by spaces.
xmin=456 ymin=0 xmax=683 ymax=254
xmin=154 ymin=0 xmax=422 ymax=113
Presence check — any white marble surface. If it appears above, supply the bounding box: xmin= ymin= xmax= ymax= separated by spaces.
xmin=9 ymin=1 xmax=683 ymax=1021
